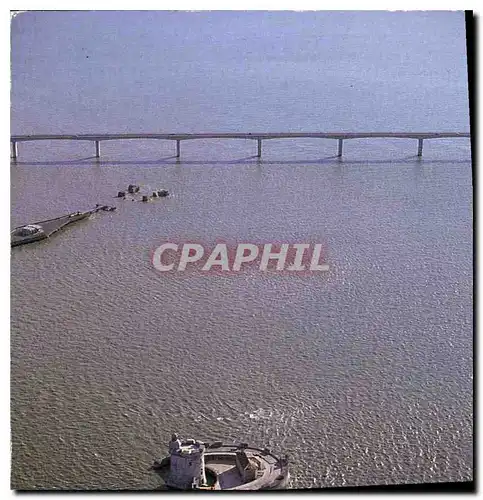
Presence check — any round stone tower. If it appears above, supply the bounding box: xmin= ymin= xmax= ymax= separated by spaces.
xmin=166 ymin=434 xmax=207 ymax=489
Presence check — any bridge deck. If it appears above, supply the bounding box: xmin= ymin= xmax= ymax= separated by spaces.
xmin=11 ymin=132 xmax=470 ymax=142
xmin=10 ymin=132 xmax=471 ymax=159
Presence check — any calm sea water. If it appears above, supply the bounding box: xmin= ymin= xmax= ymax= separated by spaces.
xmin=10 ymin=11 xmax=472 ymax=489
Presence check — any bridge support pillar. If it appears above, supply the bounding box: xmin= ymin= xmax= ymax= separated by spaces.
xmin=417 ymin=138 xmax=424 ymax=157
xmin=337 ymin=139 xmax=343 ymax=157
xmin=95 ymin=141 xmax=101 ymax=158
xmin=176 ymin=140 xmax=181 ymax=158
xmin=257 ymin=139 xmax=262 ymax=158
xmin=11 ymin=141 xmax=18 ymax=160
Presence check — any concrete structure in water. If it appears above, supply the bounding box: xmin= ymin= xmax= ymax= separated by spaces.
xmin=10 ymin=132 xmax=470 ymax=160
xmin=152 ymin=434 xmax=290 ymax=490
xmin=10 ymin=205 xmax=115 ymax=247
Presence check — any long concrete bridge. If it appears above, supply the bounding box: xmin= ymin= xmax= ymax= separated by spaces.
xmin=10 ymin=132 xmax=470 ymax=160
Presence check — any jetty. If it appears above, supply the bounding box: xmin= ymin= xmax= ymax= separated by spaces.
xmin=11 ymin=205 xmax=115 ymax=247
xmin=10 ymin=132 xmax=470 ymax=159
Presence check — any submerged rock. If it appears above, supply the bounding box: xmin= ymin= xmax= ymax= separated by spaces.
xmin=128 ymin=184 xmax=140 ymax=194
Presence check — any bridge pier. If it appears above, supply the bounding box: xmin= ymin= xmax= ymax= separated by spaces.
xmin=8 ymin=133 xmax=469 ymax=161
xmin=337 ymin=139 xmax=343 ymax=157
xmin=417 ymin=138 xmax=424 ymax=157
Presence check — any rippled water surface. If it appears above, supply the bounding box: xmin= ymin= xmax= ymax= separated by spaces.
xmin=11 ymin=11 xmax=472 ymax=490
